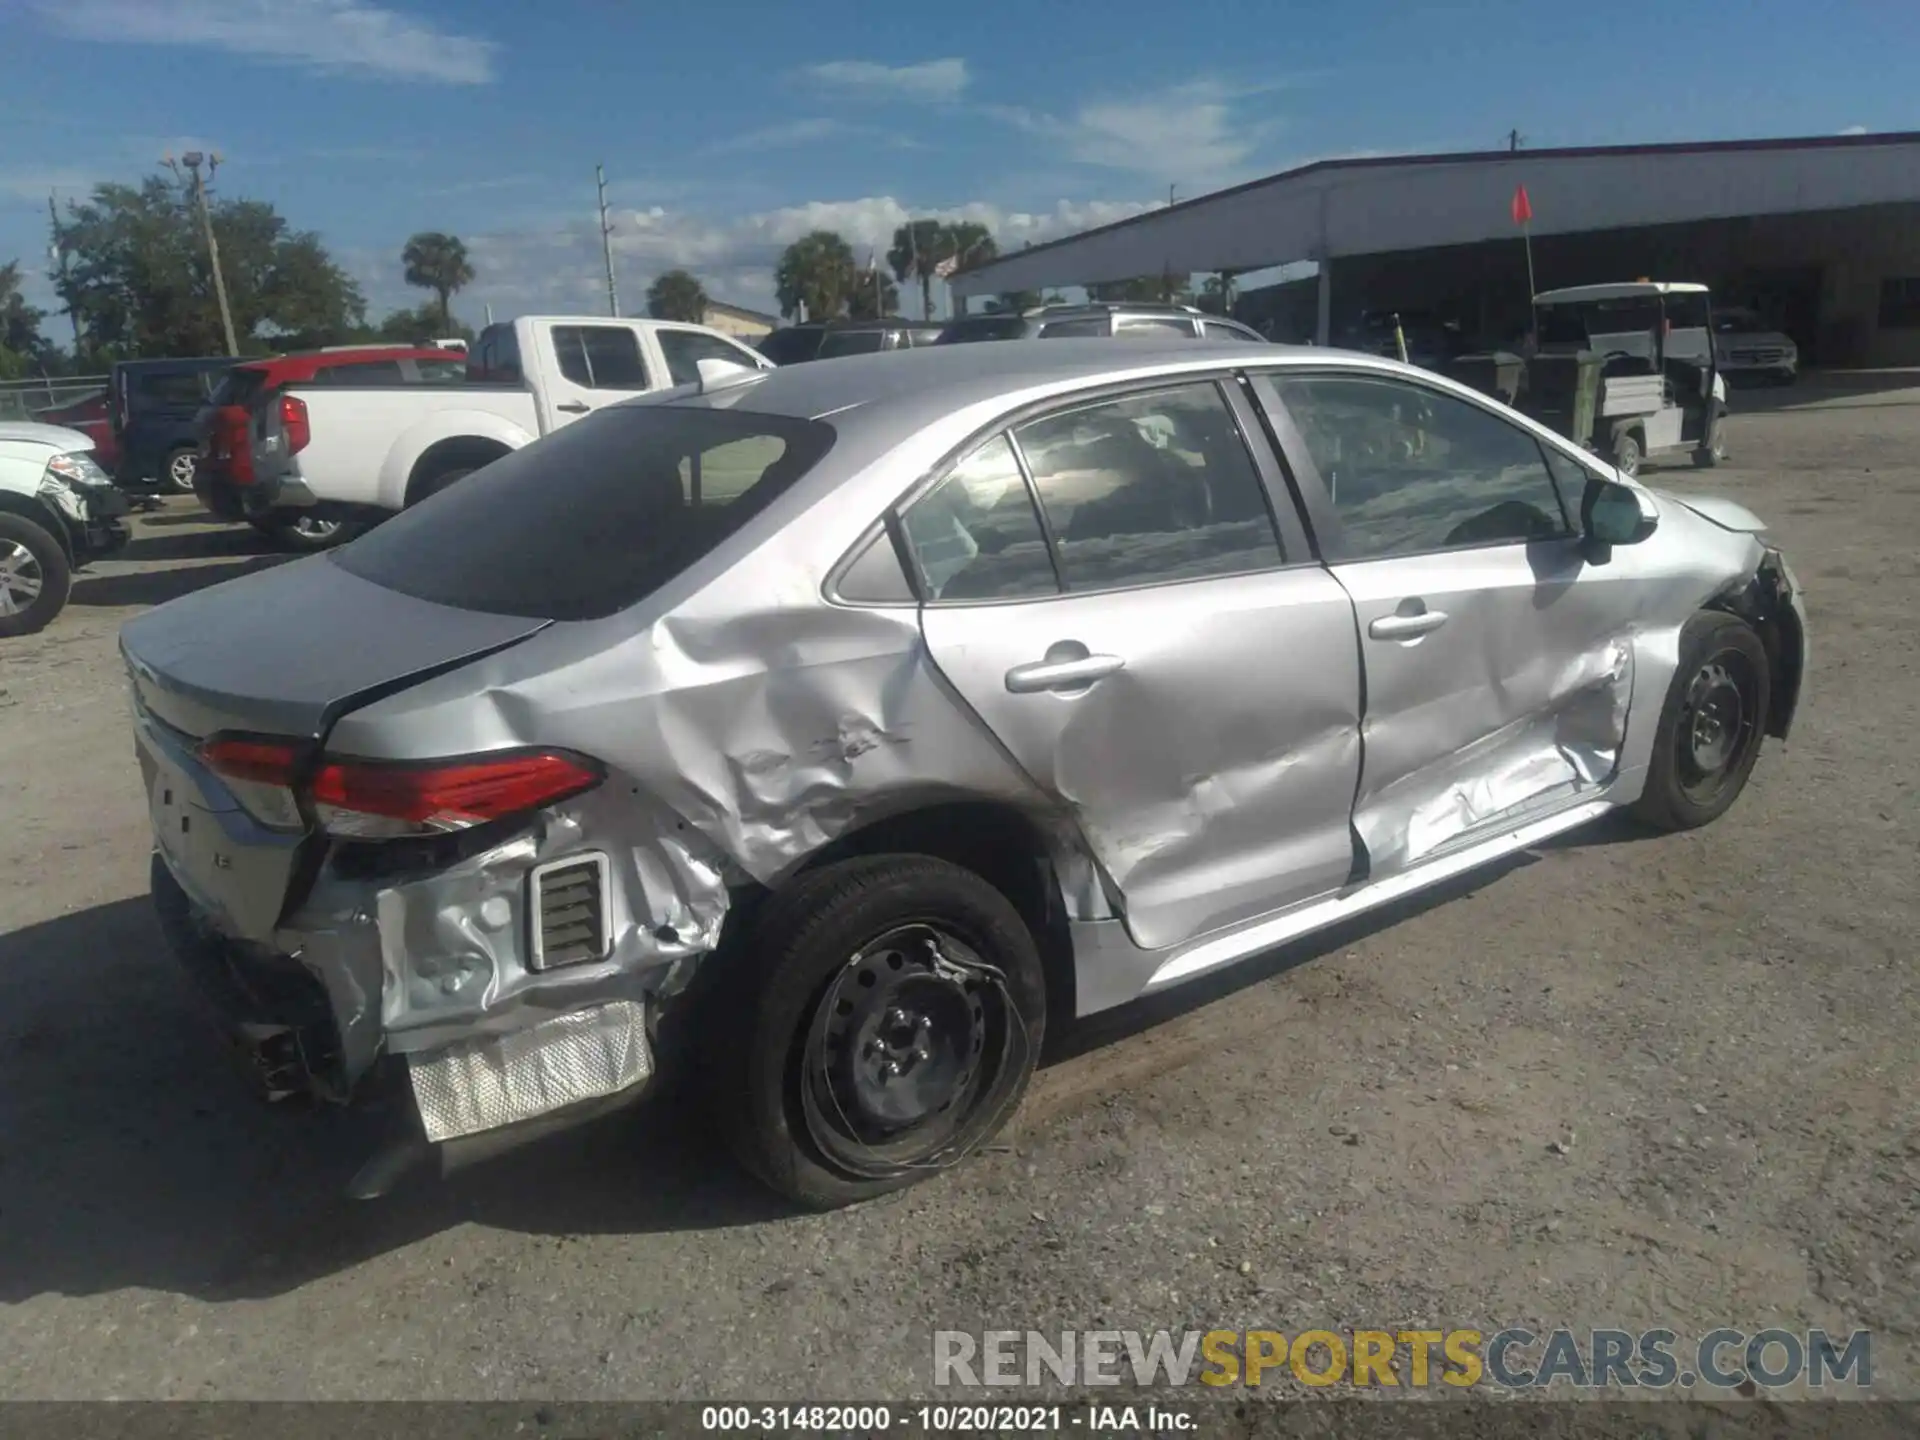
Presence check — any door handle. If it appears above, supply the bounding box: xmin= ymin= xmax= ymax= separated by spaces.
xmin=556 ymin=401 xmax=590 ymax=414
xmin=1369 ymin=609 xmax=1449 ymax=640
xmin=1005 ymin=653 xmax=1126 ymax=693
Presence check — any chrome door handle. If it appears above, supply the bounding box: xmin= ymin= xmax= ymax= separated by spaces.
xmin=556 ymin=401 xmax=590 ymax=414
xmin=1369 ymin=609 xmax=1449 ymax=640
xmin=1005 ymin=654 xmax=1126 ymax=693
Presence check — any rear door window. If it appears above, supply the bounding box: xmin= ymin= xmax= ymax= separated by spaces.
xmin=139 ymin=370 xmax=213 ymax=406
xmin=552 ymin=325 xmax=652 ymax=389
xmin=656 ymin=328 xmax=763 ymax=385
xmin=1038 ymin=318 xmax=1108 ymax=338
xmin=332 ymin=407 xmax=835 ymax=620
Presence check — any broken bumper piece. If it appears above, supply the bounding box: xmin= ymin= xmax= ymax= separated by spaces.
xmin=407 ymin=999 xmax=652 ymax=1144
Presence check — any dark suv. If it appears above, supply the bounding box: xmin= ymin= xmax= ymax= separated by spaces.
xmin=757 ymin=319 xmax=946 ymax=364
xmin=110 ymin=356 xmax=238 ymax=495
xmin=936 ymin=302 xmax=1268 ymax=344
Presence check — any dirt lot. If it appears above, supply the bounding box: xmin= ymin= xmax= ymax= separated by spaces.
xmin=2 ymin=380 xmax=1916 ymax=1403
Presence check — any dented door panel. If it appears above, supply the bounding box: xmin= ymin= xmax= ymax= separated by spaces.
xmin=1329 ymin=540 xmax=1638 ymax=876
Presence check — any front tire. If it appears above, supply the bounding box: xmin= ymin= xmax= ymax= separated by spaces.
xmin=1694 ymin=407 xmax=1729 ymax=468
xmin=161 ymin=446 xmax=199 ymax=495
xmin=706 ymin=855 xmax=1047 ymax=1210
xmin=1631 ymin=610 xmax=1769 ymax=831
xmin=0 ymin=512 xmax=74 ymax=638
xmin=1611 ymin=429 xmax=1643 ymax=478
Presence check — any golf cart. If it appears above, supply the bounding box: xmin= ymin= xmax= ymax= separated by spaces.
xmin=1523 ymin=282 xmax=1728 ymax=476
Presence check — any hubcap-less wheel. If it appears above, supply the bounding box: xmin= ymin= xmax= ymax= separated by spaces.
xmin=288 ymin=515 xmax=341 ymax=542
xmin=1676 ymin=651 xmax=1759 ymax=804
xmin=0 ymin=539 xmax=43 ymax=615
xmin=166 ymin=450 xmax=198 ymax=493
xmin=800 ymin=923 xmax=1021 ymax=1179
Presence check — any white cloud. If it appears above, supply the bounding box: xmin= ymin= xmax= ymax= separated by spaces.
xmin=799 ymin=58 xmax=969 ymax=101
xmin=705 ymin=118 xmax=858 ymax=157
xmin=1839 ymin=124 xmax=1869 ymax=136
xmin=31 ymin=0 xmax=498 ymax=85
xmin=989 ymin=78 xmax=1288 ymax=187
xmin=422 ymin=194 xmax=1157 ymax=322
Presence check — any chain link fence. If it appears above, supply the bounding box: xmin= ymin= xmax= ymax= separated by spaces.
xmin=0 ymin=375 xmax=111 ymax=423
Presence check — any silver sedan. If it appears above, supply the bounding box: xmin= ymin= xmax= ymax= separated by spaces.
xmin=121 ymin=340 xmax=1809 ymax=1207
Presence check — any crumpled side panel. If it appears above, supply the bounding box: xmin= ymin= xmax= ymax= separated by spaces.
xmin=1356 ymin=631 xmax=1633 ymax=874
xmin=407 ymin=998 xmax=651 ymax=1143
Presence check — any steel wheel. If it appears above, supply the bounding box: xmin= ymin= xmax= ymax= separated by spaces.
xmin=0 ymin=538 xmax=43 ymax=616
xmin=287 ymin=515 xmax=341 ymax=543
xmin=1675 ymin=649 xmax=1761 ymax=805
xmin=799 ymin=922 xmax=1018 ymax=1179
xmin=164 ymin=447 xmax=198 ymax=494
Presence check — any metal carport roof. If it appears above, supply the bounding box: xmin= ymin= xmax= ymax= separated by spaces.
xmin=949 ymin=131 xmax=1920 ymax=300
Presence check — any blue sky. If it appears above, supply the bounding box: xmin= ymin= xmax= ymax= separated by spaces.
xmin=0 ymin=0 xmax=1914 ymax=330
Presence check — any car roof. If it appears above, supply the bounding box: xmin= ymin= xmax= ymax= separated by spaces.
xmin=648 ymin=336 xmax=1312 ymax=433
xmin=1535 ymin=282 xmax=1710 ymax=303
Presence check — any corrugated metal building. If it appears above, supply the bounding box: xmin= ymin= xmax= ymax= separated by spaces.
xmin=949 ymin=132 xmax=1920 ymax=367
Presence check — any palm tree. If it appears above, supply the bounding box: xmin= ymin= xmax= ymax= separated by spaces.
xmin=846 ymin=264 xmax=899 ymax=320
xmin=887 ymin=219 xmax=950 ymax=320
xmin=646 ymin=269 xmax=708 ymax=322
xmin=774 ymin=230 xmax=858 ymax=321
xmin=400 ymin=232 xmax=475 ymax=334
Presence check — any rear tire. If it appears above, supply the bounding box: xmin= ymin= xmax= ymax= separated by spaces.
xmin=1694 ymin=408 xmax=1729 ymax=468
xmin=0 ymin=512 xmax=74 ymax=638
xmin=1631 ymin=610 xmax=1769 ymax=832
xmin=1611 ymin=429 xmax=1643 ymax=478
xmin=161 ymin=446 xmax=199 ymax=495
xmin=408 ymin=465 xmax=474 ymax=505
xmin=194 ymin=473 xmax=247 ymax=522
xmin=704 ymin=855 xmax=1047 ymax=1210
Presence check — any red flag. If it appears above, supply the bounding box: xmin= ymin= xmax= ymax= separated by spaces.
xmin=1511 ymin=183 xmax=1533 ymax=226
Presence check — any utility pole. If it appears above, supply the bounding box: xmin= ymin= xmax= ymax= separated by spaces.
xmin=596 ymin=164 xmax=620 ymax=317
xmin=1508 ymin=128 xmax=1525 ymax=153
xmin=47 ymin=193 xmax=81 ymax=356
xmin=165 ymin=152 xmax=239 ymax=356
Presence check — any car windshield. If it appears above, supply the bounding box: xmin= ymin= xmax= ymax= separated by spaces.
xmin=1537 ymin=299 xmax=1663 ymax=347
xmin=331 ymin=405 xmax=836 ymax=622
xmin=935 ymin=316 xmax=1029 ymax=343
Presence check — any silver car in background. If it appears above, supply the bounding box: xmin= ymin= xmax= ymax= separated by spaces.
xmin=121 ymin=340 xmax=1808 ymax=1208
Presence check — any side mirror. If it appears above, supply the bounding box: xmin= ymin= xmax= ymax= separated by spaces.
xmin=1581 ymin=476 xmax=1658 ymax=560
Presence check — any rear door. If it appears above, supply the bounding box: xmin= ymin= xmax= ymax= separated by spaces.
xmin=528 ymin=321 xmax=661 ymax=432
xmin=904 ymin=375 xmax=1364 ymax=952
xmin=1252 ymin=367 xmax=1646 ymax=879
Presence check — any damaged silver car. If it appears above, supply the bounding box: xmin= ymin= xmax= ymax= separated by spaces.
xmin=122 ymin=340 xmax=1808 ymax=1208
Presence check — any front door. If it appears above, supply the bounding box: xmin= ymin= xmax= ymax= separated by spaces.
xmin=903 ymin=379 xmax=1363 ymax=952
xmin=531 ymin=321 xmax=660 ymax=432
xmin=1257 ymin=369 xmax=1644 ymax=879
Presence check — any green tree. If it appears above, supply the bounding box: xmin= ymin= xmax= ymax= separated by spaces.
xmin=887 ymin=219 xmax=950 ymax=320
xmin=774 ymin=230 xmax=858 ymax=321
xmin=0 ymin=261 xmax=47 ymax=379
xmin=401 ymin=231 xmax=475 ymax=333
xmin=54 ymin=175 xmax=365 ymax=356
xmin=374 ymin=303 xmax=475 ymax=345
xmin=947 ymin=221 xmax=997 ymax=276
xmin=646 ymin=268 xmax=708 ymax=322
xmin=846 ymin=264 xmax=900 ymax=321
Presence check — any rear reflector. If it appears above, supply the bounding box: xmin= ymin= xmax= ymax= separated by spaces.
xmin=310 ymin=750 xmax=603 ymax=838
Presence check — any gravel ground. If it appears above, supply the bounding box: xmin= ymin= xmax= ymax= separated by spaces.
xmin=1 ymin=379 xmax=1916 ymax=1404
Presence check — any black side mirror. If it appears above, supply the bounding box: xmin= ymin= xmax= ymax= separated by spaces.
xmin=1580 ymin=476 xmax=1658 ymax=562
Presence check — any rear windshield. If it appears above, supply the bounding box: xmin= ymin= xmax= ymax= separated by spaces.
xmin=331 ymin=405 xmax=836 ymax=621
xmin=758 ymin=328 xmax=824 ymax=365
xmin=935 ymin=317 xmax=1029 ymax=344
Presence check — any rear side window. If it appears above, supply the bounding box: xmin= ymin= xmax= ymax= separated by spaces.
xmin=1202 ymin=320 xmax=1263 ymax=341
xmin=415 ymin=358 xmax=468 ymax=383
xmin=656 ymin=329 xmax=760 ymax=386
xmin=332 ymin=407 xmax=835 ymax=621
xmin=210 ymin=368 xmax=269 ymax=408
xmin=1115 ymin=316 xmax=1195 ymax=337
xmin=1038 ymin=318 xmax=1108 ymax=338
xmin=935 ymin=317 xmax=1030 ymax=344
xmin=138 ymin=370 xmax=212 ymax=405
xmin=553 ymin=326 xmax=651 ymax=389
xmin=818 ymin=330 xmax=887 ymax=358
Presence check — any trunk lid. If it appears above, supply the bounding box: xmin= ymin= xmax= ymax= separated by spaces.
xmin=122 ymin=557 xmax=551 ymax=940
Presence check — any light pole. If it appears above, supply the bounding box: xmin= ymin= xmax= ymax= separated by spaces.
xmin=165 ymin=151 xmax=239 ymax=355
xmin=596 ymin=164 xmax=620 ymax=318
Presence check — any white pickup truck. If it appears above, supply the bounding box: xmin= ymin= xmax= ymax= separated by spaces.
xmin=234 ymin=315 xmax=773 ymax=549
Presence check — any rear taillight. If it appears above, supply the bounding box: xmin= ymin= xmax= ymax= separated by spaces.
xmin=280 ymin=394 xmax=310 ymax=455
xmin=199 ymin=736 xmax=307 ymax=831
xmin=216 ymin=407 xmax=255 ymax=484
xmin=199 ymin=737 xmax=603 ymax=840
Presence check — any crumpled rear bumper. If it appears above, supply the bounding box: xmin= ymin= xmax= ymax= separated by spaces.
xmin=149 ymin=849 xmax=665 ymax=1191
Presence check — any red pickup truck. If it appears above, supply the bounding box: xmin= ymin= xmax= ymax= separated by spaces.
xmin=195 ymin=346 xmax=466 ymax=534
